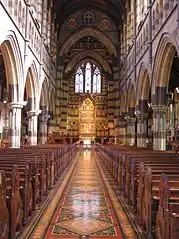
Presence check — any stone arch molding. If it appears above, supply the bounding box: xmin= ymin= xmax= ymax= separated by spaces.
xmin=0 ymin=31 xmax=24 ymax=102
xmin=24 ymin=61 xmax=39 ymax=111
xmin=65 ymin=50 xmax=112 ymax=74
xmin=75 ymin=57 xmax=103 ymax=71
xmin=120 ymin=89 xmax=127 ymax=114
xmin=152 ymin=33 xmax=178 ymax=97
xmin=137 ymin=62 xmax=150 ymax=103
xmin=60 ymin=28 xmax=117 ymax=57
xmin=126 ymin=81 xmax=136 ymax=110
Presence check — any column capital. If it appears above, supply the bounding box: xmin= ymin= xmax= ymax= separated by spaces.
xmin=39 ymin=114 xmax=49 ymax=123
xmin=126 ymin=117 xmax=136 ymax=123
xmin=9 ymin=102 xmax=25 ymax=109
xmin=152 ymin=105 xmax=166 ymax=112
xmin=27 ymin=110 xmax=41 ymax=118
xmin=136 ymin=113 xmax=148 ymax=119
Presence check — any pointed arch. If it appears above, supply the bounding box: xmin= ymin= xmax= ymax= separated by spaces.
xmin=137 ymin=62 xmax=150 ymax=102
xmin=60 ymin=28 xmax=117 ymax=57
xmin=120 ymin=90 xmax=127 ymax=114
xmin=23 ymin=61 xmax=39 ymax=111
xmin=40 ymin=78 xmax=49 ymax=109
xmin=65 ymin=50 xmax=112 ymax=74
xmin=0 ymin=31 xmax=24 ymax=102
xmin=126 ymin=81 xmax=136 ymax=110
xmin=152 ymin=33 xmax=177 ymax=97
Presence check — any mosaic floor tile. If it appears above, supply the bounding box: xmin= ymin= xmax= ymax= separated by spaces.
xmin=54 ymin=217 xmax=114 ymax=235
xmin=42 ymin=151 xmax=124 ymax=238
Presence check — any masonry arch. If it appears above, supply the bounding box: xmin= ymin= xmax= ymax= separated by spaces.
xmin=0 ymin=32 xmax=24 ymax=102
xmin=126 ymin=82 xmax=136 ymax=111
xmin=137 ymin=63 xmax=151 ymax=102
xmin=151 ymin=34 xmax=179 ymax=150
xmin=65 ymin=50 xmax=112 ymax=74
xmin=60 ymin=28 xmax=117 ymax=57
xmin=152 ymin=33 xmax=177 ymax=101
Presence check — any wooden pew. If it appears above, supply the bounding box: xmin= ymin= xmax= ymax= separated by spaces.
xmin=0 ymin=143 xmax=77 ymax=238
xmin=156 ymin=174 xmax=179 ymax=239
xmin=97 ymin=144 xmax=179 ymax=239
xmin=141 ymin=166 xmax=179 ymax=238
xmin=5 ymin=165 xmax=23 ymax=239
xmin=0 ymin=161 xmax=32 ymax=224
xmin=0 ymin=170 xmax=9 ymax=239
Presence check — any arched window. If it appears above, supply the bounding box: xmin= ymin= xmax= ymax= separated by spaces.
xmin=93 ymin=67 xmax=101 ymax=93
xmin=75 ymin=62 xmax=101 ymax=93
xmin=85 ymin=62 xmax=91 ymax=93
xmin=75 ymin=67 xmax=83 ymax=93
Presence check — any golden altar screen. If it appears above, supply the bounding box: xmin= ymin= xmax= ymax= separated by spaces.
xmin=79 ymin=98 xmax=95 ymax=139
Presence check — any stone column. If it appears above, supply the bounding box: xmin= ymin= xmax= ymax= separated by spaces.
xmin=137 ymin=113 xmax=148 ymax=147
xmin=3 ymin=106 xmax=9 ymax=140
xmin=27 ymin=111 xmax=39 ymax=146
xmin=152 ymin=105 xmax=166 ymax=151
xmin=126 ymin=117 xmax=136 ymax=146
xmin=8 ymin=102 xmax=23 ymax=148
xmin=118 ymin=114 xmax=127 ymax=145
xmin=38 ymin=114 xmax=48 ymax=144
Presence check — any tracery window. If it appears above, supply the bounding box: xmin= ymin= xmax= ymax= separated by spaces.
xmin=75 ymin=62 xmax=101 ymax=94
xmin=75 ymin=67 xmax=83 ymax=93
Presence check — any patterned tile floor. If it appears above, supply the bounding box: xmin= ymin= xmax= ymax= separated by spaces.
xmin=44 ymin=150 xmax=123 ymax=239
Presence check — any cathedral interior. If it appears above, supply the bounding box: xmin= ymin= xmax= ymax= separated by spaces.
xmin=0 ymin=0 xmax=179 ymax=239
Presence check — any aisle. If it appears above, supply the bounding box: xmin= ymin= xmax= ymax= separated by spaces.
xmin=43 ymin=150 xmax=123 ymax=239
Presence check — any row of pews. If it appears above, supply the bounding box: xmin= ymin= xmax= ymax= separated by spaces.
xmin=97 ymin=144 xmax=179 ymax=239
xmin=0 ymin=144 xmax=77 ymax=239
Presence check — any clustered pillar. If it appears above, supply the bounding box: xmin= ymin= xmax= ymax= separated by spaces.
xmin=118 ymin=114 xmax=127 ymax=145
xmin=8 ymin=102 xmax=23 ymax=148
xmin=152 ymin=105 xmax=166 ymax=150
xmin=126 ymin=117 xmax=136 ymax=146
xmin=27 ymin=111 xmax=39 ymax=146
xmin=38 ymin=111 xmax=48 ymax=144
xmin=137 ymin=113 xmax=148 ymax=147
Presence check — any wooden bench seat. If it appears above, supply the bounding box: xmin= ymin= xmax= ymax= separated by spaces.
xmin=0 ymin=161 xmax=33 ymax=224
xmin=156 ymin=174 xmax=179 ymax=239
xmin=0 ymin=170 xmax=9 ymax=239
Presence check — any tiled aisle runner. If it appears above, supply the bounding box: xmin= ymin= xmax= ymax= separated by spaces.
xmin=44 ymin=151 xmax=123 ymax=239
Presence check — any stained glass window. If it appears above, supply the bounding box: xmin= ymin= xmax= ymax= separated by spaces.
xmin=85 ymin=63 xmax=91 ymax=93
xmin=93 ymin=67 xmax=101 ymax=93
xmin=75 ymin=62 xmax=101 ymax=93
xmin=75 ymin=67 xmax=83 ymax=93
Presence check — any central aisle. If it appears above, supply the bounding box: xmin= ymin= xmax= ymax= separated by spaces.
xmin=44 ymin=150 xmax=123 ymax=238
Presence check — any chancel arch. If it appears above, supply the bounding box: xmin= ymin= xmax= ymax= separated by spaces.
xmin=59 ymin=27 xmax=117 ymax=57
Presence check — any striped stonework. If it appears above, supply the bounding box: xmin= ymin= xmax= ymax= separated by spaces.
xmin=59 ymin=74 xmax=69 ymax=134
xmin=27 ymin=111 xmax=39 ymax=146
xmin=152 ymin=105 xmax=166 ymax=151
xmin=107 ymin=75 xmax=115 ymax=136
xmin=136 ymin=113 xmax=148 ymax=147
xmin=8 ymin=102 xmax=23 ymax=148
